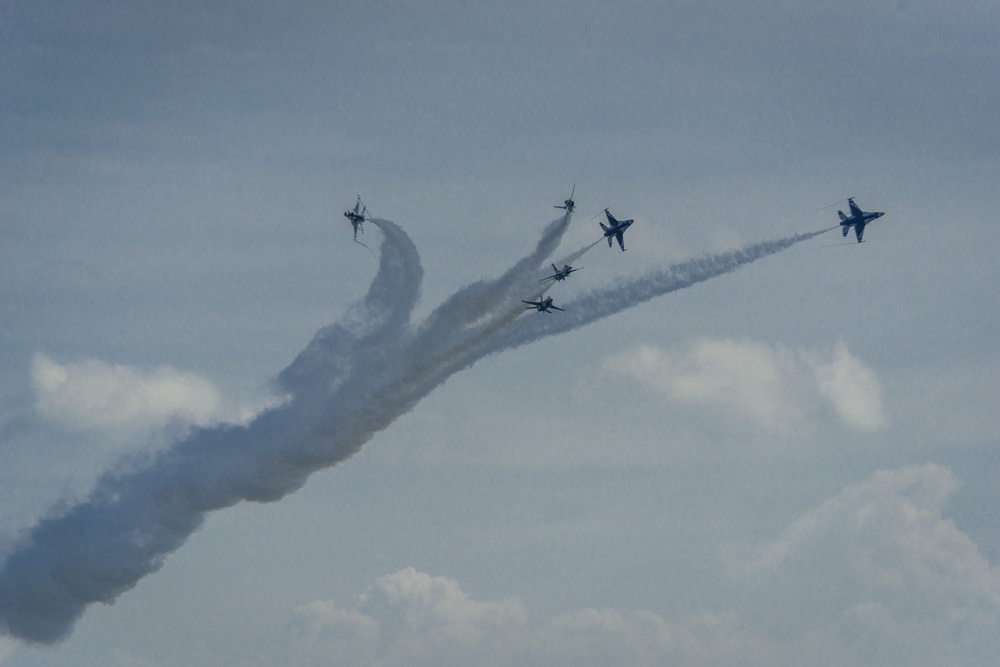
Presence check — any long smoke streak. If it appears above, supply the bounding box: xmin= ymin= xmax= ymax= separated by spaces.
xmin=490 ymin=228 xmax=831 ymax=353
xmin=0 ymin=214 xmax=827 ymax=644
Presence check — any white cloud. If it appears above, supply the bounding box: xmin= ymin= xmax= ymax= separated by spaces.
xmin=606 ymin=338 xmax=887 ymax=435
xmin=283 ymin=571 xmax=805 ymax=667
xmin=356 ymin=567 xmax=526 ymax=642
xmin=287 ymin=568 xmax=526 ymax=667
xmin=289 ymin=600 xmax=380 ymax=667
xmin=31 ymin=353 xmax=268 ymax=440
xmin=283 ymin=465 xmax=1000 ymax=667
xmin=734 ymin=463 xmax=1000 ymax=664
xmin=809 ymin=341 xmax=887 ymax=430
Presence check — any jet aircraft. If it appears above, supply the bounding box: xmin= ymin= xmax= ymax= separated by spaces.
xmin=838 ymin=198 xmax=885 ymax=243
xmin=522 ymin=296 xmax=564 ymax=313
xmin=555 ymin=185 xmax=576 ymax=213
xmin=600 ymin=208 xmax=634 ymax=251
xmin=540 ymin=263 xmax=581 ymax=282
xmin=343 ymin=195 xmax=368 ymax=241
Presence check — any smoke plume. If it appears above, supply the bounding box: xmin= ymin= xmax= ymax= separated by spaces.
xmin=0 ymin=213 xmax=827 ymax=644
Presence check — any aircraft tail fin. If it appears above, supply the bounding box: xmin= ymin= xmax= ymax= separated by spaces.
xmin=837 ymin=210 xmax=847 ymax=221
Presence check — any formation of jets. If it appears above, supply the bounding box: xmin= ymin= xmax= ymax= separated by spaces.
xmin=519 ymin=189 xmax=640 ymax=314
xmin=838 ymin=198 xmax=885 ymax=243
xmin=556 ymin=188 xmax=636 ymax=253
xmin=341 ymin=191 xmax=888 ymax=315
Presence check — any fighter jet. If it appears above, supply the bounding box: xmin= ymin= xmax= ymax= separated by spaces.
xmin=555 ymin=185 xmax=576 ymax=213
xmin=838 ymin=198 xmax=885 ymax=243
xmin=522 ymin=296 xmax=564 ymax=313
xmin=600 ymin=208 xmax=634 ymax=251
xmin=540 ymin=263 xmax=581 ymax=282
xmin=343 ymin=195 xmax=368 ymax=241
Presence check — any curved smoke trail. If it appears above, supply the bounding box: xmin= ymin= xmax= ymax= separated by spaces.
xmin=0 ymin=217 xmax=424 ymax=644
xmin=0 ymin=213 xmax=828 ymax=644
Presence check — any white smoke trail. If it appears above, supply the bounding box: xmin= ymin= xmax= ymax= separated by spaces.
xmin=0 ymin=218 xmax=423 ymax=644
xmin=0 ymin=214 xmax=827 ymax=645
xmin=551 ymin=239 xmax=602 ymax=274
xmin=488 ymin=228 xmax=832 ymax=354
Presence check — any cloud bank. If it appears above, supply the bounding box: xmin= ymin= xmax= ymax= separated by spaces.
xmin=283 ymin=465 xmax=1000 ymax=667
xmin=0 ymin=213 xmax=827 ymax=644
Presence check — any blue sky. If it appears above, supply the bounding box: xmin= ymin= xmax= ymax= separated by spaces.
xmin=2 ymin=1 xmax=1000 ymax=664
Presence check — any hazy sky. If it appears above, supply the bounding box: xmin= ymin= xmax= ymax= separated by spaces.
xmin=2 ymin=1 xmax=1000 ymax=664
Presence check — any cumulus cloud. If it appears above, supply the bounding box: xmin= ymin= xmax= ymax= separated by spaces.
xmin=30 ymin=353 xmax=267 ymax=440
xmin=282 ymin=571 xmax=808 ymax=667
xmin=289 ymin=600 xmax=380 ymax=667
xmin=733 ymin=463 xmax=1000 ymax=665
xmin=288 ymin=568 xmax=525 ymax=667
xmin=606 ymin=338 xmax=887 ymax=435
xmin=285 ymin=466 xmax=1000 ymax=667
xmin=287 ymin=568 xmax=711 ymax=667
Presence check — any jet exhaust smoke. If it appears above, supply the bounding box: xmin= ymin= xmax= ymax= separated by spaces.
xmin=0 ymin=213 xmax=827 ymax=644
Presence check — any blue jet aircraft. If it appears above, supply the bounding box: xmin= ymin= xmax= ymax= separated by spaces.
xmin=343 ymin=195 xmax=368 ymax=241
xmin=555 ymin=185 xmax=576 ymax=213
xmin=522 ymin=296 xmax=564 ymax=313
xmin=540 ymin=263 xmax=581 ymax=282
xmin=838 ymin=198 xmax=885 ymax=243
xmin=600 ymin=208 xmax=634 ymax=251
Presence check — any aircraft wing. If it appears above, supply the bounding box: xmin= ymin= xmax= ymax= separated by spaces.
xmin=848 ymin=199 xmax=862 ymax=217
xmin=604 ymin=209 xmax=619 ymax=226
xmin=615 ymin=231 xmax=625 ymax=251
xmin=854 ymin=221 xmax=866 ymax=243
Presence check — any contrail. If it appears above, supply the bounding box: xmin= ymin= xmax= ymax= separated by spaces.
xmin=488 ymin=227 xmax=832 ymax=353
xmin=0 ymin=213 xmax=827 ymax=644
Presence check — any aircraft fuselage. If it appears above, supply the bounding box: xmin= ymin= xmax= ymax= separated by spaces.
xmin=522 ymin=296 xmax=564 ymax=313
xmin=600 ymin=208 xmax=634 ymax=251
xmin=838 ymin=199 xmax=885 ymax=243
